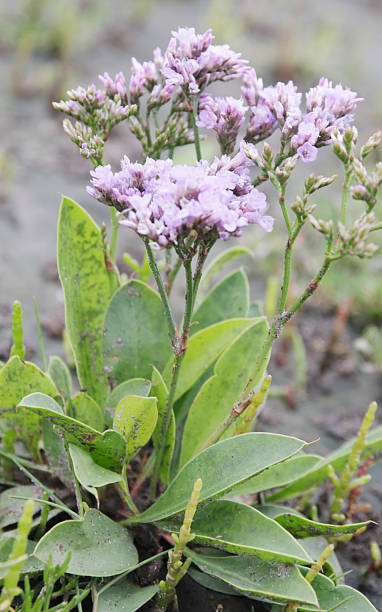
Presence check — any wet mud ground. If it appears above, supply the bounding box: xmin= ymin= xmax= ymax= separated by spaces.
xmin=1 ymin=1 xmax=382 ymax=609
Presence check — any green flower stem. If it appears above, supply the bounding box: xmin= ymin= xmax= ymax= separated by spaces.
xmin=340 ymin=164 xmax=353 ymax=226
xmin=156 ymin=478 xmax=202 ymax=611
xmin=120 ymin=464 xmax=139 ymax=515
xmin=371 ymin=221 xmax=382 ymax=232
xmin=277 ymin=221 xmax=304 ymax=315
xmin=234 ymin=254 xmax=335 ymax=414
xmin=191 ymin=95 xmax=202 ymax=162
xmin=149 ymin=256 xmax=195 ymax=499
xmin=144 ymin=238 xmax=177 ymax=343
xmin=109 ymin=205 xmax=119 ymax=265
xmin=65 ymin=441 xmax=84 ymax=518
xmin=0 ymin=499 xmax=34 ymax=610
xmin=278 ymin=184 xmax=293 ymax=236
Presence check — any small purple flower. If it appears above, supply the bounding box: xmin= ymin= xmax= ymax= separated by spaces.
xmin=161 ymin=27 xmax=247 ymax=95
xmin=88 ymin=154 xmax=273 ymax=246
xmin=197 ymin=95 xmax=247 ymax=154
xmin=297 ymin=142 xmax=318 ymax=163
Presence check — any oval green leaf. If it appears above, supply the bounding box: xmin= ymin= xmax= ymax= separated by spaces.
xmin=185 ymin=548 xmax=318 ymax=607
xmin=0 ymin=356 xmax=58 ymax=453
xmin=113 ymin=395 xmax=158 ymax=462
xmin=180 ymin=318 xmax=269 ymax=466
xmin=105 ymin=378 xmax=151 ymax=427
xmin=48 ymin=356 xmax=72 ymax=403
xmin=228 ymin=454 xmax=322 ymax=497
xmin=129 ymin=432 xmax=306 ymax=524
xmin=69 ymin=444 xmax=123 ymax=504
xmin=268 ymin=424 xmax=382 ymax=502
xmin=157 ymin=500 xmax=311 ymax=564
xmin=191 ymin=269 xmax=249 ymax=336
xmin=162 ymin=318 xmax=255 ymax=401
xmin=299 ymin=571 xmax=378 ymax=612
xmin=97 ymin=579 xmax=158 ymax=612
xmin=201 ymin=246 xmax=253 ymax=288
xmin=19 ymin=393 xmax=125 ymax=470
xmin=58 ymin=196 xmax=118 ymax=407
xmin=258 ymin=504 xmax=370 ymax=539
xmin=35 ymin=509 xmax=137 ymax=577
xmin=103 ymin=280 xmax=172 ymax=386
xmin=71 ymin=392 xmax=104 ymax=431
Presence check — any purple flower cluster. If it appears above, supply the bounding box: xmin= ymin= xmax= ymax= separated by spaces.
xmin=161 ymin=27 xmax=247 ymax=95
xmin=196 ymin=95 xmax=247 ymax=154
xmin=241 ymin=71 xmax=361 ymax=162
xmin=87 ymin=149 xmax=273 ymax=246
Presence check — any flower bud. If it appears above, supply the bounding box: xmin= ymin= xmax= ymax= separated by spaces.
xmin=360 ymin=131 xmax=382 ymax=159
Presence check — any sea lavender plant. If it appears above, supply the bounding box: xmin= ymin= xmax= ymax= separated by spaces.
xmin=1 ymin=26 xmax=382 ymax=612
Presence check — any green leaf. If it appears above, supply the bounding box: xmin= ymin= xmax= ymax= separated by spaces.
xmin=228 ymin=454 xmax=322 ymax=497
xmin=19 ymin=393 xmax=125 ymax=470
xmin=69 ymin=444 xmax=122 ymax=504
xmin=103 ymin=280 xmax=172 ymax=386
xmin=0 ymin=485 xmax=42 ymax=528
xmin=71 ymin=392 xmax=104 ymax=431
xmin=268 ymin=424 xmax=382 ymax=502
xmin=185 ymin=548 xmax=318 ymax=607
xmin=34 ymin=509 xmax=138 ymax=577
xmin=163 ymin=318 xmax=255 ymax=401
xmin=129 ymin=433 xmax=305 ymax=524
xmin=191 ymin=270 xmax=249 ymax=336
xmin=48 ymin=356 xmax=72 ymax=403
xmin=201 ymin=246 xmax=253 ymax=288
xmin=157 ymin=500 xmax=311 ymax=564
xmin=0 ymin=539 xmax=44 ymax=578
xmin=42 ymin=420 xmax=73 ymax=488
xmin=105 ymin=378 xmax=151 ymax=427
xmin=180 ymin=318 xmax=269 ymax=466
xmin=58 ymin=196 xmax=117 ymax=407
xmin=188 ymin=568 xmax=240 ymax=596
xmin=97 ymin=579 xmax=158 ymax=611
xmin=113 ymin=395 xmax=158 ymax=462
xmin=299 ymin=572 xmax=378 ymax=611
xmin=0 ymin=356 xmax=58 ymax=453
xmin=258 ymin=504 xmax=370 ymax=539
xmin=151 ymin=366 xmax=174 ymax=486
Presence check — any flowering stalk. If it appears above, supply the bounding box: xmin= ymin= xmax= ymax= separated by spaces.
xmin=149 ymin=245 xmax=198 ymax=499
xmin=191 ymin=95 xmax=202 ymax=162
xmin=155 ymin=478 xmax=202 ymax=611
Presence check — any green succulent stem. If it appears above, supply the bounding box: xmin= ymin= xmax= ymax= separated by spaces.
xmin=0 ymin=499 xmax=34 ymax=610
xmin=155 ymin=478 xmax=202 ymax=611
xmin=329 ymin=401 xmax=377 ymax=520
xmin=10 ymin=300 xmax=25 ymax=361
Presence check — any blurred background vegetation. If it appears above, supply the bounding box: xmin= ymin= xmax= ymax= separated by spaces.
xmin=0 ymin=0 xmax=382 ymax=370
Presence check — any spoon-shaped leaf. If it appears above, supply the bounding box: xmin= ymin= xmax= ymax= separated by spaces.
xmin=157 ymin=500 xmax=312 ymax=564
xmin=19 ymin=393 xmax=125 ymax=470
xmin=113 ymin=395 xmax=158 ymax=462
xmin=97 ymin=579 xmax=158 ymax=612
xmin=34 ymin=509 xmax=138 ymax=577
xmin=259 ymin=504 xmax=371 ymax=539
xmin=185 ymin=548 xmax=318 ymax=607
xmin=128 ymin=433 xmax=306 ymax=524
